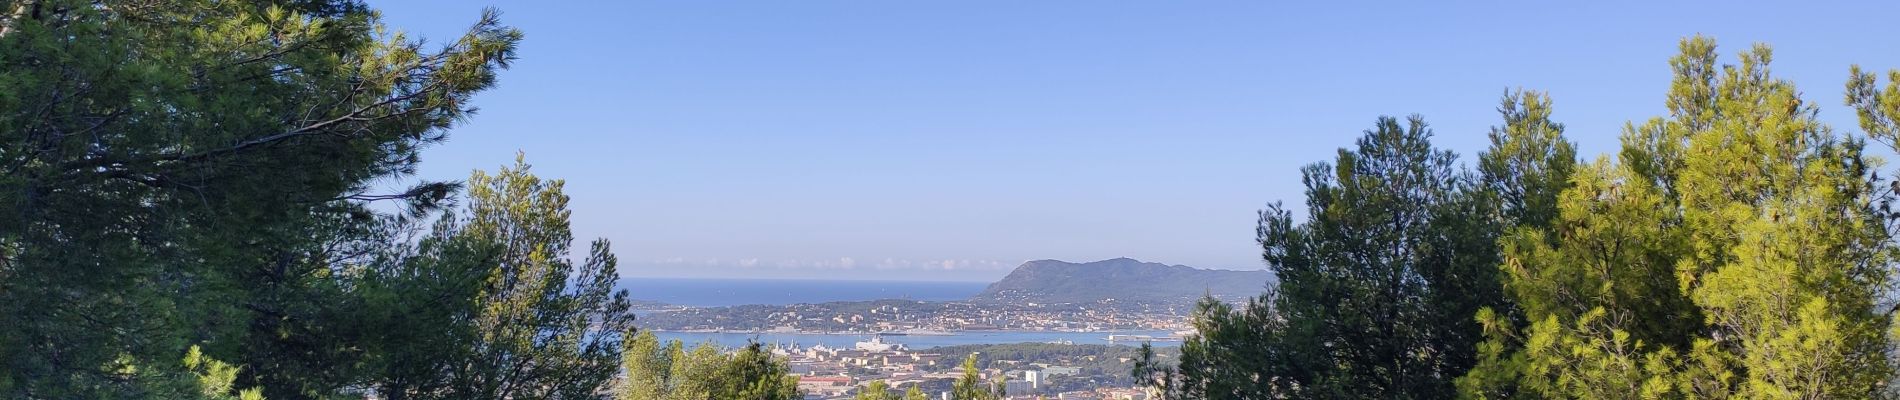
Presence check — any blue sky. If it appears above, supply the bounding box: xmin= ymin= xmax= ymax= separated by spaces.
xmin=372 ymin=2 xmax=1900 ymax=281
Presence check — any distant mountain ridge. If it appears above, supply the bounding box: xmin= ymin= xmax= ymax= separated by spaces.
xmin=969 ymin=258 xmax=1272 ymax=305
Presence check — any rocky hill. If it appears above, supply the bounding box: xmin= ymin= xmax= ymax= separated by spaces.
xmin=969 ymin=258 xmax=1272 ymax=305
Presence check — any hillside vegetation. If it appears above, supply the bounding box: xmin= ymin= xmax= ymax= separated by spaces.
xmin=971 ymin=258 xmax=1271 ymax=306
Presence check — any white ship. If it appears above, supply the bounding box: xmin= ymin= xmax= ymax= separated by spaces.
xmin=854 ymin=335 xmax=906 ymax=352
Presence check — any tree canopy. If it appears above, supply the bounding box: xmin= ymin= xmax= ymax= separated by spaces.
xmin=619 ymin=331 xmax=801 ymax=400
xmin=1140 ymin=113 xmax=1511 ymax=398
xmin=1142 ymin=36 xmax=1900 ymax=400
xmin=0 ymin=0 xmax=518 ymax=397
xmin=950 ymin=354 xmax=1005 ymax=400
xmin=0 ymin=1 xmax=794 ymax=399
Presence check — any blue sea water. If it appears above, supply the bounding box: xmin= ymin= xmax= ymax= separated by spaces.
xmin=621 ymin=278 xmax=1181 ymax=348
xmin=619 ymin=278 xmax=989 ymax=307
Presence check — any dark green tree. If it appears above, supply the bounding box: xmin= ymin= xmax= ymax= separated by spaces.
xmin=1456 ymin=90 xmax=1581 ymax=398
xmin=1478 ymin=90 xmax=1578 ymax=230
xmin=365 ymin=155 xmax=640 ymax=399
xmin=1141 ymin=111 xmax=1539 ymax=399
xmin=716 ymin=343 xmax=802 ymax=400
xmin=1260 ymin=115 xmax=1499 ymax=398
xmin=1135 ymin=294 xmax=1298 ymax=398
xmin=0 ymin=0 xmax=519 ymax=397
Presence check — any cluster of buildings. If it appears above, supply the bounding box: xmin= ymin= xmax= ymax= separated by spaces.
xmin=644 ymin=299 xmax=1194 ymax=334
xmin=773 ymin=336 xmax=1153 ymax=400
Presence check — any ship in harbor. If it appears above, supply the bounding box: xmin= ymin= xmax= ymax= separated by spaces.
xmin=854 ymin=335 xmax=906 ymax=352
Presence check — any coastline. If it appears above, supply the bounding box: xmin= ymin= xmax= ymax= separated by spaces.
xmin=648 ymin=328 xmax=1142 ymax=335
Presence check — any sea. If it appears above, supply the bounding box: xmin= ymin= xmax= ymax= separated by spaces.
xmin=618 ymin=278 xmax=1179 ymax=349
xmin=620 ymin=277 xmax=989 ymax=307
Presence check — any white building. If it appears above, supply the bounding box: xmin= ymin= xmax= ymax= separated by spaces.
xmin=1005 ymin=380 xmax=1034 ymax=395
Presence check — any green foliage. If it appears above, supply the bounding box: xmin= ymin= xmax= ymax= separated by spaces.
xmin=365 ymin=155 xmax=640 ymax=399
xmin=1143 ymin=35 xmax=1900 ymax=400
xmin=1459 ymin=90 xmax=1595 ymax=399
xmin=1136 ymin=295 xmax=1296 ymax=398
xmin=1461 ymin=36 xmax=1896 ymax=399
xmin=621 ymin=331 xmax=672 ymax=400
xmin=0 ymin=0 xmax=518 ymax=397
xmin=14 ymin=1 xmax=1900 ymax=399
xmin=905 ymin=386 xmax=930 ymax=400
xmin=619 ymin=331 xmax=801 ymax=400
xmin=1274 ymin=115 xmax=1507 ymax=398
xmin=858 ymin=380 xmax=894 ymax=400
xmin=1144 ymin=114 xmax=1510 ymax=399
xmin=182 ymin=346 xmax=267 ymax=400
xmin=1479 ymin=90 xmax=1577 ymax=231
xmin=0 ymin=1 xmax=685 ymax=398
xmin=103 ymin=344 xmax=271 ymax=400
xmin=951 ymin=354 xmax=1002 ymax=400
xmin=717 ymin=343 xmax=802 ymax=400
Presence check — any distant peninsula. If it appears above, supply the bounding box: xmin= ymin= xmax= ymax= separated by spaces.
xmin=969 ymin=258 xmax=1273 ymax=305
xmin=635 ymin=258 xmax=1275 ymax=333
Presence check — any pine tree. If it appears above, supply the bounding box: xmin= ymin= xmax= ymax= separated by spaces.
xmin=1462 ymin=35 xmax=1895 ymax=399
xmin=904 ymin=386 xmax=931 ymax=400
xmin=0 ymin=0 xmax=519 ymax=397
xmin=621 ymin=331 xmax=672 ymax=400
xmin=1137 ymin=114 xmax=1504 ymax=399
xmin=1479 ymin=90 xmax=1578 ymax=231
xmin=858 ymin=380 xmax=894 ymax=400
xmin=951 ymin=354 xmax=998 ymax=400
xmin=1140 ymin=113 xmax=1512 ymax=399
xmin=712 ymin=343 xmax=801 ymax=400
xmin=362 ymin=155 xmax=640 ymax=399
xmin=1135 ymin=295 xmax=1297 ymax=398
xmin=1456 ymin=90 xmax=1582 ymax=398
xmin=620 ymin=333 xmax=802 ymax=400
xmin=1845 ymin=34 xmax=1900 ymax=400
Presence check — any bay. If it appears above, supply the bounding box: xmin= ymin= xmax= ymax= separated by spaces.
xmin=623 ymin=278 xmax=1182 ymax=348
xmin=620 ymin=277 xmax=988 ymax=307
